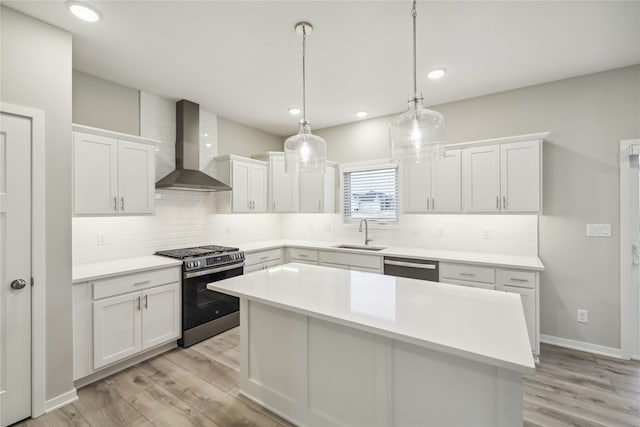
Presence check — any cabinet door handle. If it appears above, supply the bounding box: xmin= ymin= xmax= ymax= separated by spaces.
xmin=427 ymin=198 xmax=430 ymax=210
xmin=496 ymin=196 xmax=499 ymax=209
xmin=136 ymin=296 xmax=141 ymax=311
xmin=247 ymin=200 xmax=251 ymax=209
xmin=143 ymin=294 xmax=148 ymax=309
xmin=273 ymin=201 xmax=276 ymax=211
xmin=121 ymin=197 xmax=125 ymax=211
xmin=432 ymin=198 xmax=435 ymax=211
xmin=503 ymin=196 xmax=507 ymax=210
xmin=318 ymin=201 xmax=321 ymax=211
xmin=113 ymin=197 xmax=118 ymax=211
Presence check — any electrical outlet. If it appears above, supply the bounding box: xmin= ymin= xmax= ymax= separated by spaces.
xmin=97 ymin=233 xmax=107 ymax=246
xmin=586 ymin=224 xmax=611 ymax=237
xmin=577 ymin=309 xmax=588 ymax=323
xmin=482 ymin=228 xmax=490 ymax=239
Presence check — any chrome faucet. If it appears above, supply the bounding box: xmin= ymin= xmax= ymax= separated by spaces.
xmin=359 ymin=219 xmax=373 ymax=245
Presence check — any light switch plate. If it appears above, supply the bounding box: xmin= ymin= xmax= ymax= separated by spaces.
xmin=586 ymin=224 xmax=612 ymax=237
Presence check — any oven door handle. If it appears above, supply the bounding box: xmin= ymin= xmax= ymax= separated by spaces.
xmin=383 ymin=260 xmax=437 ymax=270
xmin=184 ymin=262 xmax=245 ymax=279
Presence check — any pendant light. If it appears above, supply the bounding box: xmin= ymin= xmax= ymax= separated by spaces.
xmin=389 ymin=1 xmax=445 ymax=162
xmin=284 ymin=22 xmax=327 ymax=175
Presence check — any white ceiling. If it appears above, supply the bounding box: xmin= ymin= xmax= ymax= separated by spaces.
xmin=5 ymin=1 xmax=640 ymax=136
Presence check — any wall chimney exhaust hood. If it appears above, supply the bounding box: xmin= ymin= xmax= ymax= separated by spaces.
xmin=156 ymin=100 xmax=231 ymax=192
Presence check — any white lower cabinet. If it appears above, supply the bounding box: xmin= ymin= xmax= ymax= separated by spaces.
xmin=244 ymin=248 xmax=283 ymax=273
xmin=74 ymin=266 xmax=181 ymax=380
xmin=318 ymin=250 xmax=382 ymax=273
xmin=286 ymin=248 xmax=319 ymax=265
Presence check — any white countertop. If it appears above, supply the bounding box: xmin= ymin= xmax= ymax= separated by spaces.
xmin=208 ymin=263 xmax=536 ymax=374
xmin=72 ymin=255 xmax=182 ymax=283
xmin=236 ymin=239 xmax=545 ymax=271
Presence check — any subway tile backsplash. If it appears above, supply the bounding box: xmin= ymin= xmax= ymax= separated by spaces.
xmin=73 ymin=191 xmax=537 ymax=264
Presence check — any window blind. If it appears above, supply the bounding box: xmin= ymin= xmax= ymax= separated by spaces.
xmin=343 ymin=167 xmax=399 ymax=223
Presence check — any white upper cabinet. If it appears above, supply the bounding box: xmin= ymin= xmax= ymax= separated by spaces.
xmin=253 ymin=152 xmax=298 ymax=212
xmin=461 ymin=134 xmax=544 ymax=214
xmin=215 ymin=155 xmax=268 ymax=213
xmin=403 ymin=150 xmax=461 ymax=213
xmin=463 ymin=145 xmax=501 ymax=212
xmin=500 ymin=141 xmax=541 ymax=212
xmin=73 ymin=126 xmax=158 ymax=216
xmin=299 ymin=162 xmax=337 ymax=213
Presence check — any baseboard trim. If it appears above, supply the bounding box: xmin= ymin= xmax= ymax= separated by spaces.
xmin=540 ymin=334 xmax=623 ymax=359
xmin=45 ymin=388 xmax=78 ymax=413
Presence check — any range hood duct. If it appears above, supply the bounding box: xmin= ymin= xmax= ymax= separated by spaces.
xmin=156 ymin=100 xmax=231 ymax=192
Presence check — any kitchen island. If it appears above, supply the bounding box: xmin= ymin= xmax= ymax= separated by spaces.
xmin=208 ymin=263 xmax=535 ymax=427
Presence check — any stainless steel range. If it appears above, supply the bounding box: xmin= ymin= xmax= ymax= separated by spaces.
xmin=155 ymin=245 xmax=245 ymax=347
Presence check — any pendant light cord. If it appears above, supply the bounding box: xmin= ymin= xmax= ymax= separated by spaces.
xmin=411 ymin=0 xmax=418 ymax=104
xmin=302 ymin=26 xmax=307 ymax=122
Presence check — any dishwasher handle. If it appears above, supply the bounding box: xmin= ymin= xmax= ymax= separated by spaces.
xmin=383 ymin=260 xmax=437 ymax=270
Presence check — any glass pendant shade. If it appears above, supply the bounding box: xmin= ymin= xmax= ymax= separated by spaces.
xmin=390 ymin=94 xmax=445 ymax=162
xmin=284 ymin=120 xmax=327 ymax=175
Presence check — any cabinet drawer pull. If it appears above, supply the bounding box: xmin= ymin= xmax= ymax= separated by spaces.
xmin=384 ymin=260 xmax=436 ymax=270
xmin=134 ymin=280 xmax=151 ymax=286
xmin=260 ymin=256 xmax=269 ymax=260
xmin=460 ymin=272 xmax=476 ymax=277
xmin=510 ymin=278 xmax=528 ymax=282
xmin=298 ymin=254 xmax=309 ymax=258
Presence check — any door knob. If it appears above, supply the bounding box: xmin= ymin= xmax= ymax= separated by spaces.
xmin=10 ymin=279 xmax=27 ymax=289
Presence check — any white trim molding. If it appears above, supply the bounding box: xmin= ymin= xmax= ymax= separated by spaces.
xmin=540 ymin=334 xmax=623 ymax=359
xmin=44 ymin=389 xmax=78 ymax=413
xmin=0 ymin=103 xmax=47 ymax=418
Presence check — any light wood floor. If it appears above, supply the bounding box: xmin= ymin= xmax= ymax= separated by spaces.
xmin=16 ymin=329 xmax=640 ymax=427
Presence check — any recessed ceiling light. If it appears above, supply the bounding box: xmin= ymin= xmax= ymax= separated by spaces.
xmin=426 ymin=67 xmax=447 ymax=80
xmin=66 ymin=1 xmax=102 ymax=22
xmin=288 ymin=107 xmax=301 ymax=116
xmin=355 ymin=111 xmax=368 ymax=119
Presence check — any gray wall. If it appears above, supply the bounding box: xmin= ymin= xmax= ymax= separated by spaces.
xmin=1 ymin=6 xmax=74 ymax=399
xmin=316 ymin=65 xmax=640 ymax=349
xmin=217 ymin=116 xmax=283 ymax=156
xmin=73 ymin=70 xmax=140 ymax=135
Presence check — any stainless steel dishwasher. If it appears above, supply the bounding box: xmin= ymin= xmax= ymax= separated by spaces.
xmin=383 ymin=256 xmax=439 ymax=282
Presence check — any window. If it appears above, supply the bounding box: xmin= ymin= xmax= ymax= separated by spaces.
xmin=343 ymin=166 xmax=399 ymax=223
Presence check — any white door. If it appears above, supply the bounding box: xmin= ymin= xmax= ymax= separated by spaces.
xmin=500 ymin=141 xmax=540 ymax=212
xmin=73 ymin=132 xmax=118 ymax=214
xmin=402 ymin=159 xmax=430 ymax=212
xmin=118 ymin=141 xmax=154 ymax=214
xmin=323 ymin=165 xmax=336 ymax=213
xmin=271 ymin=157 xmax=296 ymax=212
xmin=142 ymin=283 xmax=180 ymax=350
xmin=299 ymin=173 xmax=323 ymax=213
xmin=251 ymin=164 xmax=267 ymax=212
xmin=432 ymin=150 xmax=462 ymax=213
xmin=93 ymin=292 xmax=142 ymax=369
xmin=0 ymin=113 xmax=32 ymax=426
xmin=463 ymin=145 xmax=501 ymax=212
xmin=504 ymin=286 xmax=536 ymax=351
xmin=232 ymin=161 xmax=251 ymax=212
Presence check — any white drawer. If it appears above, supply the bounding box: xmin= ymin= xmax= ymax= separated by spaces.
xmin=245 ymin=259 xmax=282 ymax=273
xmin=319 ymin=251 xmax=382 ymax=270
xmin=501 ymin=269 xmax=536 ymax=289
xmin=442 ymin=278 xmax=496 ymax=291
xmin=440 ymin=263 xmax=496 ymax=284
xmin=245 ymin=248 xmax=282 ymax=266
xmin=93 ymin=267 xmax=180 ymax=300
xmin=287 ymin=248 xmax=319 ymax=262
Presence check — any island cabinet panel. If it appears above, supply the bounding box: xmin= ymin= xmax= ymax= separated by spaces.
xmin=392 ymin=340 xmax=522 ymax=427
xmin=239 ymin=299 xmax=526 ymax=427
xmin=318 ymin=250 xmax=382 ymax=272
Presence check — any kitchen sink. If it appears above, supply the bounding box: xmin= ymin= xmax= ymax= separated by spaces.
xmin=333 ymin=244 xmax=387 ymax=251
